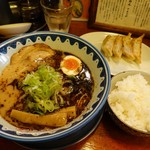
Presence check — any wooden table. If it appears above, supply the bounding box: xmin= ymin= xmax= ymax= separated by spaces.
xmin=0 ymin=21 xmax=150 ymax=150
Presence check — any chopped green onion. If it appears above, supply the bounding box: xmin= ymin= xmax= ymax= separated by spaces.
xmin=20 ymin=65 xmax=64 ymax=115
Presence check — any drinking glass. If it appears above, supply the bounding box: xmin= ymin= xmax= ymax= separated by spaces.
xmin=40 ymin=0 xmax=74 ymax=32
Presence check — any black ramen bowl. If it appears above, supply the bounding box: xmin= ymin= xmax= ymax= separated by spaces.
xmin=0 ymin=31 xmax=111 ymax=149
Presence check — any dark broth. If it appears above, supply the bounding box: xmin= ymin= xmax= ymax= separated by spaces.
xmin=3 ymin=48 xmax=94 ymax=130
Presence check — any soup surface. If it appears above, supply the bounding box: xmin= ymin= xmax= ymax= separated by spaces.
xmin=0 ymin=43 xmax=94 ymax=130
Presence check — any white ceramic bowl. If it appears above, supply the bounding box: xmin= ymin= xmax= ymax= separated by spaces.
xmin=0 ymin=31 xmax=111 ymax=149
xmin=107 ymin=71 xmax=150 ymax=137
xmin=0 ymin=23 xmax=32 ymax=37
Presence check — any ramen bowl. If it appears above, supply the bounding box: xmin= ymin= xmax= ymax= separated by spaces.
xmin=107 ymin=71 xmax=150 ymax=137
xmin=0 ymin=31 xmax=111 ymax=149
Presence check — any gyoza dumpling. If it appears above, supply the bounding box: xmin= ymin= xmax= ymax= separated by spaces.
xmin=131 ymin=34 xmax=144 ymax=64
xmin=122 ymin=33 xmax=135 ymax=60
xmin=112 ymin=35 xmax=123 ymax=59
xmin=101 ymin=35 xmax=116 ymax=57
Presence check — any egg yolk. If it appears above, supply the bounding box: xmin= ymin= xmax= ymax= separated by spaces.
xmin=63 ymin=58 xmax=80 ymax=70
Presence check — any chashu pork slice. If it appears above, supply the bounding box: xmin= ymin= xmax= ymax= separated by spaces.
xmin=11 ymin=43 xmax=55 ymax=64
xmin=1 ymin=43 xmax=56 ymax=85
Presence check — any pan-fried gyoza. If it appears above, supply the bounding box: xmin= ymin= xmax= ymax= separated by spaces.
xmin=101 ymin=33 xmax=144 ymax=64
xmin=0 ymin=43 xmax=94 ymax=130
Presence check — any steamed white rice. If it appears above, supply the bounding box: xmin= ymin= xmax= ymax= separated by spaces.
xmin=108 ymin=73 xmax=150 ymax=132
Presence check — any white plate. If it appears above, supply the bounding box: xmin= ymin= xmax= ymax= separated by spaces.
xmin=0 ymin=23 xmax=32 ymax=38
xmin=80 ymin=32 xmax=150 ymax=75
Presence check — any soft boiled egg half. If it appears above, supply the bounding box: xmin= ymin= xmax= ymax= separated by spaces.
xmin=60 ymin=55 xmax=82 ymax=76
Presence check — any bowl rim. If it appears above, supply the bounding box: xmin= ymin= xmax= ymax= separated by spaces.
xmin=0 ymin=31 xmax=111 ymax=142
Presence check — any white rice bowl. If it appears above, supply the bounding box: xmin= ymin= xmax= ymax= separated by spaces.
xmin=108 ymin=71 xmax=150 ymax=136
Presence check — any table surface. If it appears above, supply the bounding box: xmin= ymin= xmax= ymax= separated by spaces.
xmin=0 ymin=21 xmax=150 ymax=150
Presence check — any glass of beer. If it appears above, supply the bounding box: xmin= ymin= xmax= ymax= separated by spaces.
xmin=40 ymin=0 xmax=74 ymax=32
